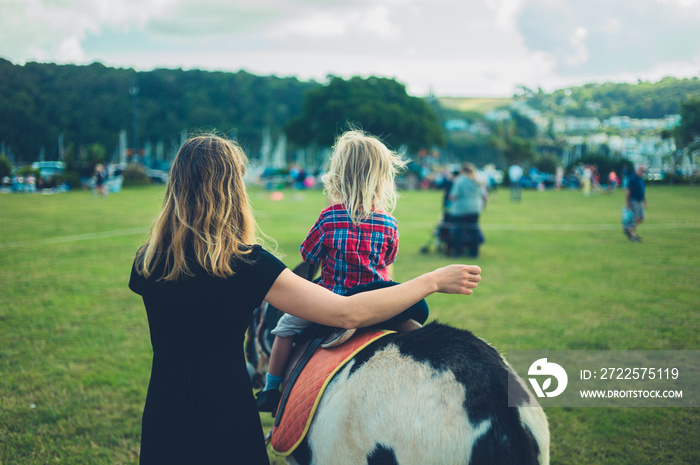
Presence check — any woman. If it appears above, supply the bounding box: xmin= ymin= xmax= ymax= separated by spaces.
xmin=129 ymin=135 xmax=481 ymax=464
xmin=448 ymin=162 xmax=487 ymax=258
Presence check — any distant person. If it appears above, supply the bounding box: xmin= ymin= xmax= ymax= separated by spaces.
xmin=625 ymin=165 xmax=647 ymax=242
xmin=257 ymin=129 xmax=431 ymax=412
xmin=26 ymin=173 xmax=36 ymax=192
xmin=442 ymin=167 xmax=460 ymax=219
xmin=582 ymin=165 xmax=592 ymax=197
xmin=592 ymin=165 xmax=601 ymax=193
xmin=128 ymin=134 xmax=482 ymax=464
xmin=621 ymin=166 xmax=630 ymax=188
xmin=448 ymin=162 xmax=487 ymax=258
xmin=94 ymin=164 xmax=107 ymax=196
xmin=508 ymin=164 xmax=523 ymax=202
xmin=555 ymin=165 xmax=564 ymax=191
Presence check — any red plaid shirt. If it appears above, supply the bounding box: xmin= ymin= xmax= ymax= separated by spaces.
xmin=300 ymin=203 xmax=398 ymax=294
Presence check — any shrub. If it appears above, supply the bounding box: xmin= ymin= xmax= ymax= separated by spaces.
xmin=16 ymin=165 xmax=40 ymax=178
xmin=0 ymin=154 xmax=11 ymax=179
xmin=121 ymin=163 xmax=152 ymax=187
xmin=0 ymin=154 xmax=12 ymax=179
xmin=54 ymin=171 xmax=82 ymax=190
xmin=533 ymin=154 xmax=560 ymax=174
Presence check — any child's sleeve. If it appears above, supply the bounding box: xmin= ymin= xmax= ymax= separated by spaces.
xmin=300 ymin=214 xmax=325 ymax=264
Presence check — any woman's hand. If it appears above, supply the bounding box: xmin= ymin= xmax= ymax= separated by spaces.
xmin=429 ymin=264 xmax=481 ymax=295
xmin=265 ymin=264 xmax=482 ymax=330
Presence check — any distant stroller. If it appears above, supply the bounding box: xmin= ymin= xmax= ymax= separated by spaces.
xmin=420 ymin=214 xmax=484 ymax=257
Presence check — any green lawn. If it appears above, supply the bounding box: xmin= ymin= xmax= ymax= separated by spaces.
xmin=437 ymin=97 xmax=512 ymax=114
xmin=1 ymin=185 xmax=699 ymax=464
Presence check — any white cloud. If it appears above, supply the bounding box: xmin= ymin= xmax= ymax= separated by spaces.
xmin=55 ymin=35 xmax=86 ymax=62
xmin=269 ymin=11 xmax=351 ymax=39
xmin=358 ymin=5 xmax=400 ymax=39
xmin=602 ymin=17 xmax=622 ymax=34
xmin=267 ymin=4 xmax=400 ymax=40
xmin=0 ymin=0 xmax=180 ymax=63
xmin=656 ymin=0 xmax=700 ymax=7
xmin=485 ymin=0 xmax=526 ymax=31
xmin=565 ymin=26 xmax=589 ymax=66
xmin=0 ymin=0 xmax=698 ymax=96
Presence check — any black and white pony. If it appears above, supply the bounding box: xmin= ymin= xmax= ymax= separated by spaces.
xmin=246 ymin=265 xmax=549 ymax=465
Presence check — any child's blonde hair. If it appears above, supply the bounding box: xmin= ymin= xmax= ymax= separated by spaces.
xmin=135 ymin=134 xmax=259 ymax=281
xmin=323 ymin=129 xmax=406 ymax=224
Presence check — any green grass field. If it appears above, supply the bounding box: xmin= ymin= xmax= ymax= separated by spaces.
xmin=437 ymin=97 xmax=512 ymax=114
xmin=1 ymin=185 xmax=699 ymax=464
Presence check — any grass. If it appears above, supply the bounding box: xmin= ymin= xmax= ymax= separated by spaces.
xmin=437 ymin=97 xmax=512 ymax=114
xmin=1 ymin=184 xmax=699 ymax=464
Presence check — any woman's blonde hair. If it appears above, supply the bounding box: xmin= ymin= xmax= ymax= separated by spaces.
xmin=135 ymin=134 xmax=258 ymax=281
xmin=323 ymin=129 xmax=406 ymax=224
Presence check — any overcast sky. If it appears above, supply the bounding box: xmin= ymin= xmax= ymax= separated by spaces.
xmin=2 ymin=0 xmax=699 ymax=97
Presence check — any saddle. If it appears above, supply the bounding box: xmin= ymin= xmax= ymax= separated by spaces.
xmin=269 ymin=329 xmax=394 ymax=456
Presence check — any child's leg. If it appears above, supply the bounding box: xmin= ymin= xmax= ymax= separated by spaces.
xmin=256 ymin=334 xmax=294 ymax=412
xmin=265 ymin=335 xmax=293 ymax=387
xmin=259 ymin=312 xmax=311 ymax=393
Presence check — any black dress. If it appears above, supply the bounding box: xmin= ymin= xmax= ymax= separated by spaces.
xmin=129 ymin=245 xmax=286 ymax=464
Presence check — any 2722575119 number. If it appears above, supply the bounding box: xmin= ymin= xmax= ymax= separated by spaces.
xmin=599 ymin=367 xmax=679 ymax=380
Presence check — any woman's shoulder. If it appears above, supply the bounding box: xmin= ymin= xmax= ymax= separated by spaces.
xmin=239 ymin=244 xmax=287 ymax=288
xmin=240 ymin=244 xmax=280 ymax=263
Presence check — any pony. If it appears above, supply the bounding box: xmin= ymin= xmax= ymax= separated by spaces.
xmin=246 ymin=265 xmax=549 ymax=465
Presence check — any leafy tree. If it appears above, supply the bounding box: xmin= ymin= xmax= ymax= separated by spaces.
xmin=121 ymin=163 xmax=151 ymax=187
xmin=533 ymin=154 xmax=560 ymax=175
xmin=444 ymin=133 xmax=501 ymax=166
xmin=81 ymin=143 xmax=107 ymax=172
xmin=0 ymin=153 xmax=11 ymax=179
xmin=489 ymin=120 xmax=537 ymax=167
xmin=522 ymin=76 xmax=700 ymax=119
xmin=670 ymin=96 xmax=700 ymax=173
xmin=286 ymin=76 xmax=444 ymax=151
xmin=565 ymin=154 xmax=633 ymax=181
xmin=511 ymin=110 xmax=538 ymax=138
xmin=676 ymin=96 xmax=700 ymax=148
xmin=0 ymin=60 xmax=317 ymax=163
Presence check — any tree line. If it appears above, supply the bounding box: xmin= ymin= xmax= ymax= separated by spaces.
xmin=1 ymin=59 xmax=698 ymax=178
xmin=0 ymin=59 xmax=317 ymax=163
xmin=519 ymin=76 xmax=700 ymax=119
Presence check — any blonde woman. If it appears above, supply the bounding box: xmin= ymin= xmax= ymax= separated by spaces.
xmin=258 ymin=130 xmax=440 ymax=412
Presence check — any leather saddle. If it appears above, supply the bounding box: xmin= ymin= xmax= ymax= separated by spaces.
xmin=269 ymin=328 xmax=394 ymax=456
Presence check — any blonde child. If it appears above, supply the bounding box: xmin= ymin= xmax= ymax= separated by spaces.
xmin=256 ymin=129 xmax=429 ymax=412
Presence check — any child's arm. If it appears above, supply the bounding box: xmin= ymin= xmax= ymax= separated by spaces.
xmin=385 ymin=263 xmax=394 ymax=280
xmin=300 ymin=213 xmax=325 ymax=264
xmin=264 ymin=264 xmax=481 ymax=330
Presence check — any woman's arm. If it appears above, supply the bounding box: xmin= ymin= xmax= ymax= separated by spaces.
xmin=264 ymin=264 xmax=481 ymax=329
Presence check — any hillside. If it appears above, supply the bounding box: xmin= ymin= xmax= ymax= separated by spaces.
xmin=437 ymin=97 xmax=511 ymax=114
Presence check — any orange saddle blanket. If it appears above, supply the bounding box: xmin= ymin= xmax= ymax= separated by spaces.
xmin=270 ymin=329 xmax=393 ymax=456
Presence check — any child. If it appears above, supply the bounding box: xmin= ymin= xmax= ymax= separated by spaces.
xmin=256 ymin=129 xmax=429 ymax=412
xmin=129 ymin=134 xmax=482 ymax=463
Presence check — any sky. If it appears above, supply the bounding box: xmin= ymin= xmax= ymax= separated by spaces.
xmin=2 ymin=0 xmax=700 ymax=97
